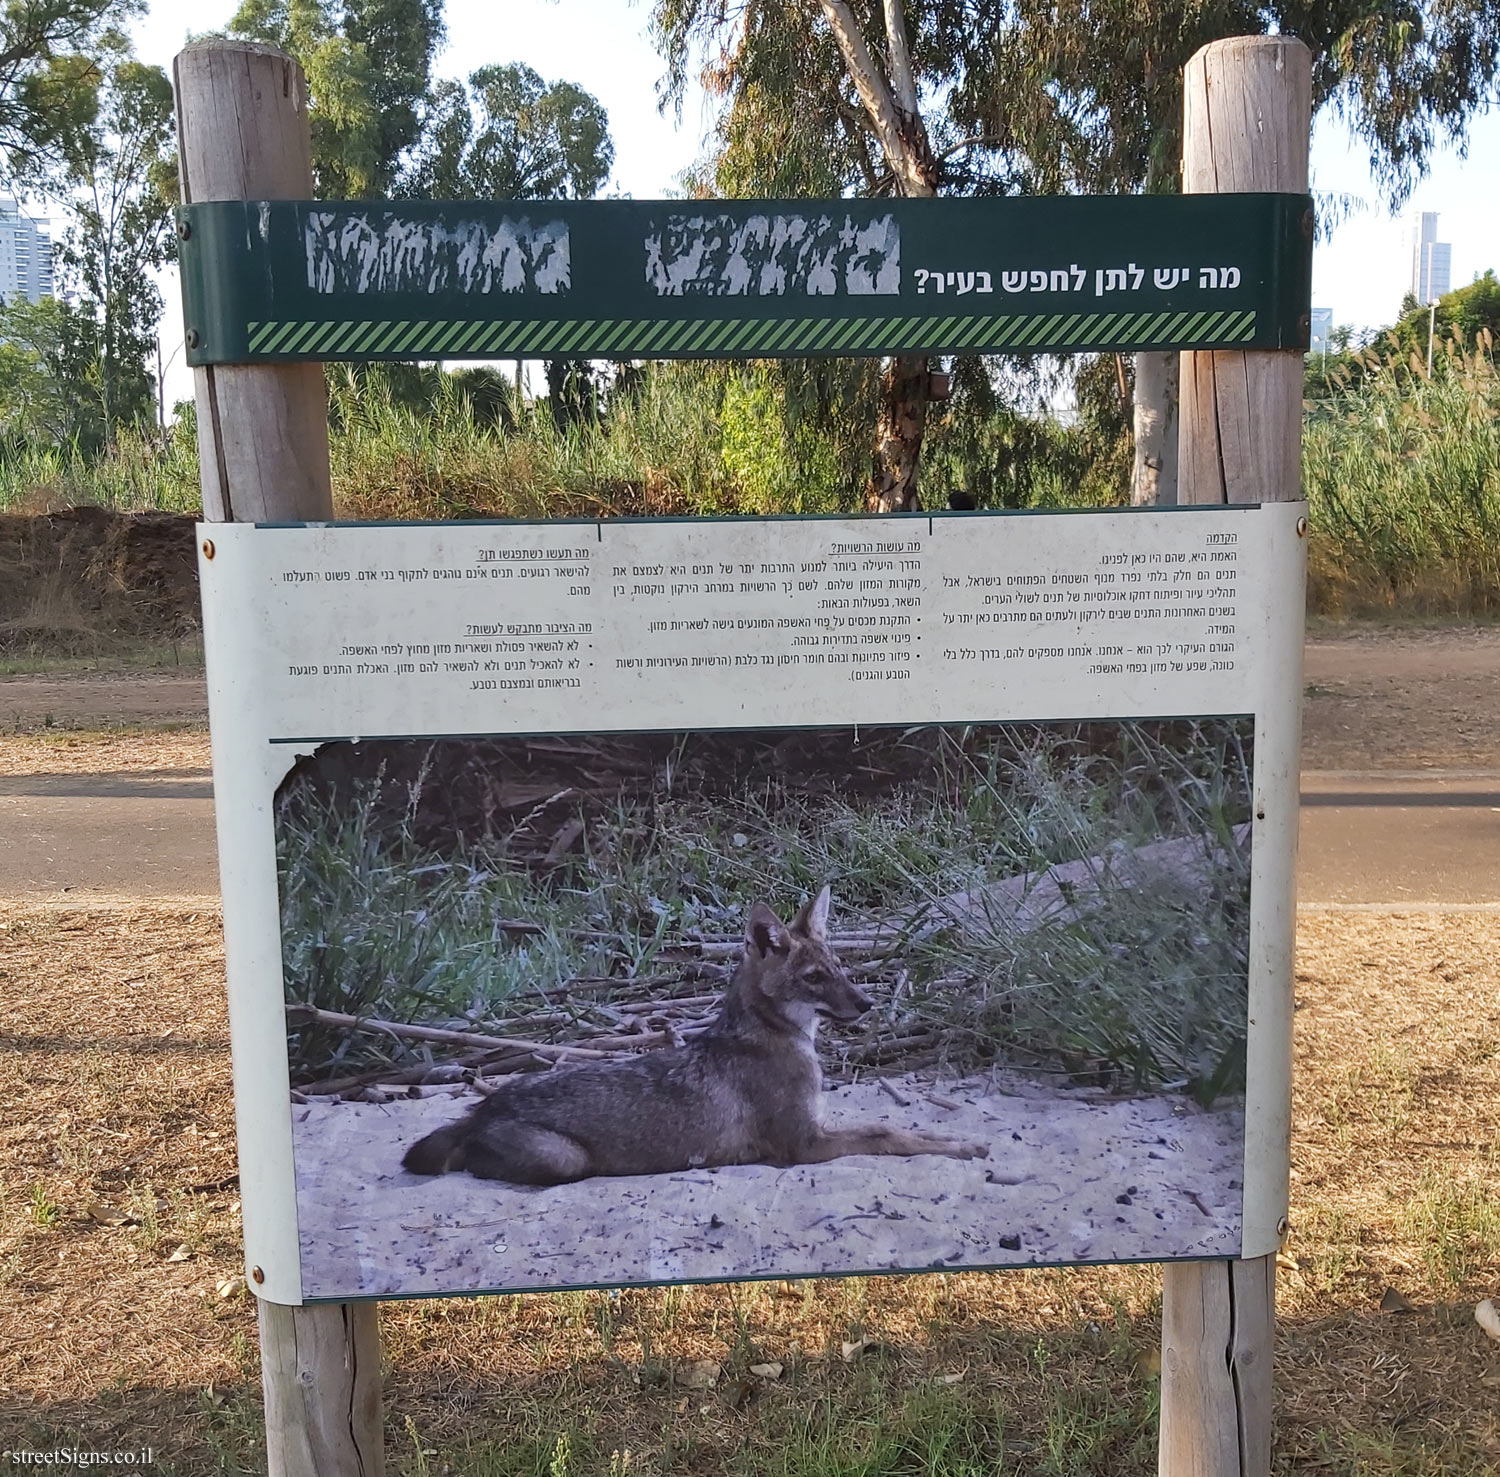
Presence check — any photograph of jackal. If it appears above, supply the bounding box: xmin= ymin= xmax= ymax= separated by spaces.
xmin=400 ymin=885 xmax=989 ymax=1185
xmin=276 ymin=719 xmax=1254 ymax=1298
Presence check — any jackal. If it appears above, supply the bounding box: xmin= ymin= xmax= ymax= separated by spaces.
xmin=402 ymin=886 xmax=988 ymax=1184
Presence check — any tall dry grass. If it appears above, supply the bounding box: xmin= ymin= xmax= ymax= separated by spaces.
xmin=325 ymin=367 xmax=734 ymax=520
xmin=1304 ymin=330 xmax=1500 ymax=616
xmin=4 ymin=347 xmax=1499 ymax=616
xmin=0 ymin=426 xmax=200 ymax=515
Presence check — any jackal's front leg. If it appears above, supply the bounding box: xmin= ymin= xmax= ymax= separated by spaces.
xmin=800 ymin=1126 xmax=988 ymax=1164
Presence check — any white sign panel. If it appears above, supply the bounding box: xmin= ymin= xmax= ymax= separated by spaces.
xmin=199 ymin=507 xmax=1304 ymax=1305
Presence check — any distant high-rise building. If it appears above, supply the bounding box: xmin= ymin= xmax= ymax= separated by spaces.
xmin=1410 ymin=211 xmax=1452 ymax=305
xmin=0 ymin=198 xmax=54 ymax=304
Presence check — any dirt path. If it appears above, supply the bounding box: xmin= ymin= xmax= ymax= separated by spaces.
xmin=0 ymin=729 xmax=215 ymax=898
xmin=4 ymin=624 xmax=1496 ymax=768
xmin=1301 ymin=624 xmax=1500 ymax=769
xmin=0 ymin=669 xmax=207 ymax=731
xmin=2 ymin=625 xmax=1496 ymax=904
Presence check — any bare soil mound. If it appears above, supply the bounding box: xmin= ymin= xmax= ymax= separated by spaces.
xmin=0 ymin=506 xmax=200 ymax=656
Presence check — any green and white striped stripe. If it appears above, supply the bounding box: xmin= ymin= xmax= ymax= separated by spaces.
xmin=242 ymin=308 xmax=1259 ymax=359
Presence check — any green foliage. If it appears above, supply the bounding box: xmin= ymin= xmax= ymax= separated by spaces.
xmin=399 ymin=63 xmax=612 ymax=201
xmin=0 ymin=419 xmax=199 ymax=512
xmin=671 ymin=17 xmax=882 ymax=200
xmin=1304 ymin=330 xmax=1500 ymax=614
xmin=1382 ymin=271 xmax=1500 ymax=366
xmin=655 ymin=0 xmax=1500 ymax=505
xmin=1303 ymin=322 xmax=1367 ymax=398
xmin=323 ymin=362 xmax=731 ymax=521
xmin=393 ymin=59 xmax=614 ymax=434
xmin=922 ymin=355 xmax=1132 ymax=510
xmin=660 ymin=1 xmax=1500 ymax=203
xmin=1399 ymin=1169 xmax=1500 ymax=1289
xmin=0 ymin=296 xmax=83 ymax=448
xmin=716 ymin=360 xmax=877 ymax=513
xmin=276 ymin=767 xmax=622 ymax=1084
xmin=51 ymin=42 xmax=176 ymax=447
xmin=0 ymin=0 xmax=130 ymax=187
xmin=720 ymin=367 xmax=836 ymax=513
xmin=28 ymin=1182 xmax=61 ymax=1227
xmin=9 ymin=340 xmax=1500 ymax=622
xmin=943 ymin=1 xmax=1500 ymax=201
xmin=228 ymin=0 xmax=444 ymax=196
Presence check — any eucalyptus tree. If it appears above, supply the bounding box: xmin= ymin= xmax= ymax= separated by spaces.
xmin=0 ymin=0 xmax=129 ymax=187
xmin=654 ymin=0 xmax=1500 ymax=508
xmin=52 ymin=43 xmax=177 ymax=445
xmin=659 ymin=0 xmax=981 ymax=509
xmin=398 ymin=62 xmax=612 ymax=201
xmin=398 ymin=62 xmax=614 ymax=426
xmin=227 ymin=0 xmax=444 ymax=197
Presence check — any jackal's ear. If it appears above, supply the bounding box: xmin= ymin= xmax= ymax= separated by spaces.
xmin=792 ymin=885 xmax=832 ymax=941
xmin=746 ymin=902 xmax=792 ymax=957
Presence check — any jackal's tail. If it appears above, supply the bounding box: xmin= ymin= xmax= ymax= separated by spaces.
xmin=402 ymin=1123 xmax=467 ymax=1175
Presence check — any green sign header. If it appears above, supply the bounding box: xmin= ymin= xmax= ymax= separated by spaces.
xmin=176 ymin=194 xmax=1312 ymax=365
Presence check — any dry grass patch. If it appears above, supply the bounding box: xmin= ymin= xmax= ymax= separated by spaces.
xmin=1276 ymin=914 xmax=1500 ymax=1469
xmin=0 ymin=903 xmax=247 ymax=1466
xmin=2 ymin=904 xmax=1499 ymax=1474
xmin=0 ymin=728 xmax=211 ymax=777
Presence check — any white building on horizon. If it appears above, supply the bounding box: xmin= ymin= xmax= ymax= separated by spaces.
xmin=1410 ymin=211 xmax=1452 ymax=305
xmin=0 ymin=198 xmax=54 ymax=304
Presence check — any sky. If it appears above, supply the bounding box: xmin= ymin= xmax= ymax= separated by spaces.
xmin=121 ymin=0 xmax=1500 ymax=407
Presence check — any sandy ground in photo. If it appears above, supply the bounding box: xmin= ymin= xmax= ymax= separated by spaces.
xmin=291 ymin=1073 xmax=1243 ymax=1298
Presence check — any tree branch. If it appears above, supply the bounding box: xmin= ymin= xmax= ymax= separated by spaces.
xmin=882 ymin=0 xmax=920 ymax=120
xmin=814 ymin=0 xmax=918 ymax=191
xmin=936 ymin=132 xmax=1004 ymax=162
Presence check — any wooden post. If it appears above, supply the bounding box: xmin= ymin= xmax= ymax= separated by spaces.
xmin=174 ymin=39 xmax=386 ymax=1475
xmin=174 ymin=40 xmax=334 ymax=524
xmin=1178 ymin=35 xmax=1311 ymax=509
xmin=1161 ymin=35 xmax=1310 ymax=1477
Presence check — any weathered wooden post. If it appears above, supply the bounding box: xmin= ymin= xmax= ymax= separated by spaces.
xmin=1160 ymin=34 xmax=1311 ymax=1477
xmin=173 ymin=39 xmax=386 ymax=1474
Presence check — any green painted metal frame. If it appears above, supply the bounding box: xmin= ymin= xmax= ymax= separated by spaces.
xmin=178 ymin=193 xmax=1312 ymax=365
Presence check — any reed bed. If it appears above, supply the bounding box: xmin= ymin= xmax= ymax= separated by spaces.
xmin=1304 ymin=332 xmax=1500 ymax=615
xmin=6 ymin=344 xmax=1497 ymax=615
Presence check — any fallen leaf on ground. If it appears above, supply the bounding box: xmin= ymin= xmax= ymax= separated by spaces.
xmin=165 ymin=1244 xmax=193 ymax=1263
xmin=83 ymin=1202 xmax=130 ymax=1226
xmin=1379 ymin=1286 xmax=1416 ymax=1314
xmin=748 ymin=1362 xmax=783 ymax=1380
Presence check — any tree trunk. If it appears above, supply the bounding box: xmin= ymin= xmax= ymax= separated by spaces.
xmin=1132 ymin=349 xmax=1178 ymax=505
xmin=1131 ymin=129 xmax=1181 ymax=508
xmin=867 ymin=354 xmax=929 ymax=510
xmin=818 ymin=0 xmax=935 ymax=511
